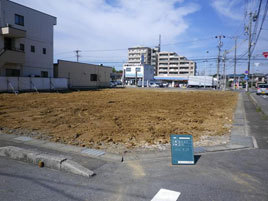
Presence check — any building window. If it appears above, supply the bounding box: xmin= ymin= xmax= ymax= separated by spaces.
xmin=136 ymin=68 xmax=141 ymax=72
xmin=31 ymin=45 xmax=35 ymax=53
xmin=15 ymin=14 xmax=24 ymax=26
xmin=126 ymin=68 xmax=131 ymax=72
xmin=41 ymin=71 xmax=48 ymax=78
xmin=6 ymin=69 xmax=20 ymax=77
xmin=19 ymin=43 xmax=25 ymax=52
xmin=43 ymin=48 xmax=46 ymax=54
xmin=90 ymin=74 xmax=97 ymax=81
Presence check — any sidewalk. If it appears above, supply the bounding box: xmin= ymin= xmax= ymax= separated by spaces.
xmin=0 ymin=134 xmax=108 ymax=176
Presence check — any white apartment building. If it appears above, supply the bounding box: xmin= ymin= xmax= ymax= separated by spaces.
xmin=157 ymin=52 xmax=196 ymax=77
xmin=128 ymin=47 xmax=152 ymax=65
xmin=127 ymin=46 xmax=160 ymax=75
xmin=0 ymin=0 xmax=56 ymax=77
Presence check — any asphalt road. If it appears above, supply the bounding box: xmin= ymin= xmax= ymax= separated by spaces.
xmin=244 ymin=93 xmax=268 ymax=149
xmin=1 ymin=148 xmax=268 ymax=201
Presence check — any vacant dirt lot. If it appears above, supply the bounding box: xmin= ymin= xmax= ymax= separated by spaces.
xmin=0 ymin=89 xmax=237 ymax=152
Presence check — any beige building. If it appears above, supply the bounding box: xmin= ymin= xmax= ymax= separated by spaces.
xmin=54 ymin=60 xmax=112 ymax=88
xmin=157 ymin=52 xmax=196 ymax=77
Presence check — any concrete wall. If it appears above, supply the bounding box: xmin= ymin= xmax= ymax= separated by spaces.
xmin=0 ymin=0 xmax=56 ymax=77
xmin=55 ymin=60 xmax=112 ymax=88
xmin=0 ymin=76 xmax=67 ymax=92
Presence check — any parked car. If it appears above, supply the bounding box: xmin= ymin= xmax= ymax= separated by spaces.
xmin=116 ymin=81 xmax=122 ymax=85
xmin=256 ymin=84 xmax=268 ymax=95
xmin=149 ymin=82 xmax=159 ymax=88
xmin=162 ymin=83 xmax=169 ymax=87
xmin=110 ymin=81 xmax=117 ymax=87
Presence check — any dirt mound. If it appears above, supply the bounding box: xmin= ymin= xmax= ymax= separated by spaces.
xmin=0 ymin=89 xmax=237 ymax=151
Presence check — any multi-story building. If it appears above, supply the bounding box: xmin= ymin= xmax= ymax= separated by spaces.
xmin=128 ymin=47 xmax=152 ymax=65
xmin=127 ymin=46 xmax=160 ymax=75
xmin=151 ymin=46 xmax=160 ymax=75
xmin=0 ymin=0 xmax=57 ymax=77
xmin=157 ymin=51 xmax=196 ymax=77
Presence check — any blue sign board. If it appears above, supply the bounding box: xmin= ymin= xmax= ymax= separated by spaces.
xmin=244 ymin=75 xmax=248 ymax=80
xmin=170 ymin=134 xmax=194 ymax=165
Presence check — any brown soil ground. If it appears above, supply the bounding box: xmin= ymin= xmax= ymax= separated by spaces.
xmin=0 ymin=89 xmax=238 ymax=151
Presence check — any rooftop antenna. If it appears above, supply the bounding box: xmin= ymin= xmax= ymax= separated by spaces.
xmin=158 ymin=34 xmax=161 ymax=51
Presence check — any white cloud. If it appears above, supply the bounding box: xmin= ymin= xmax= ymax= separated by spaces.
xmin=211 ymin=0 xmax=244 ymax=21
xmin=12 ymin=0 xmax=200 ymax=65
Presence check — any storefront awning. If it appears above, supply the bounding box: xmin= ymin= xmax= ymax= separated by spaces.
xmin=154 ymin=76 xmax=189 ymax=81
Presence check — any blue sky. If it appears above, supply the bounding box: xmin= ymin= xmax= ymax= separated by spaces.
xmin=13 ymin=0 xmax=268 ymax=74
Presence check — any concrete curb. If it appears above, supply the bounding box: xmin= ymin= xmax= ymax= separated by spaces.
xmin=248 ymin=93 xmax=268 ymax=117
xmin=0 ymin=146 xmax=95 ymax=177
xmin=249 ymin=93 xmax=258 ymax=106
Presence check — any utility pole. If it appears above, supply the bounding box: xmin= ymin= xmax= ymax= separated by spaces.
xmin=204 ymin=51 xmax=209 ymax=89
xmin=74 ymin=50 xmax=81 ymax=62
xmin=223 ymin=50 xmax=228 ymax=91
xmin=215 ymin=35 xmax=225 ymax=90
xmin=233 ymin=37 xmax=237 ymax=90
xmin=246 ymin=12 xmax=253 ymax=92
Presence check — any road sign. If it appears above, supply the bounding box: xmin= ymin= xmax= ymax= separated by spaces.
xmin=170 ymin=134 xmax=194 ymax=165
xmin=245 ymin=70 xmax=249 ymax=74
xmin=263 ymin=52 xmax=268 ymax=58
xmin=244 ymin=75 xmax=249 ymax=80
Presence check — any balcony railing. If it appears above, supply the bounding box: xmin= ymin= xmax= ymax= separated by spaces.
xmin=0 ymin=48 xmax=25 ymax=66
xmin=1 ymin=26 xmax=26 ymax=38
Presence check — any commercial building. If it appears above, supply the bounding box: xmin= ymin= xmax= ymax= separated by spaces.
xmin=0 ymin=0 xmax=56 ymax=77
xmin=54 ymin=60 xmax=112 ymax=88
xmin=123 ymin=63 xmax=154 ymax=86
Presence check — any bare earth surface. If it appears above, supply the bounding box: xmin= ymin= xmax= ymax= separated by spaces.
xmin=0 ymin=89 xmax=238 ymax=153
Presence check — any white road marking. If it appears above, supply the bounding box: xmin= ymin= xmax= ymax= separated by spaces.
xmin=14 ymin=136 xmax=33 ymax=142
xmin=252 ymin=136 xmax=259 ymax=149
xmin=151 ymin=189 xmax=181 ymax=201
xmin=178 ymin=161 xmax=194 ymax=164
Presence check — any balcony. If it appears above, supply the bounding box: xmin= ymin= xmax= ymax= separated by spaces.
xmin=0 ymin=49 xmax=25 ymax=66
xmin=169 ymin=69 xmax=179 ymax=72
xmin=1 ymin=26 xmax=26 ymax=38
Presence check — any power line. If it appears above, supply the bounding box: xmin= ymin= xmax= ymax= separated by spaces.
xmin=251 ymin=0 xmax=268 ymax=54
xmin=55 ymin=37 xmax=216 ymax=55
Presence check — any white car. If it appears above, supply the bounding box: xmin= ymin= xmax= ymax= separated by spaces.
xmin=149 ymin=82 xmax=159 ymax=88
xmin=256 ymin=84 xmax=268 ymax=95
